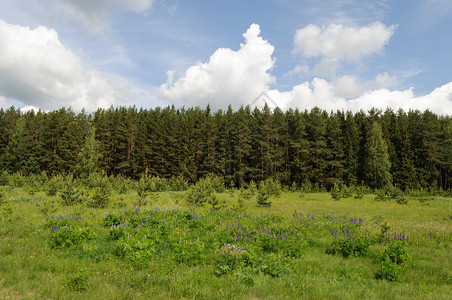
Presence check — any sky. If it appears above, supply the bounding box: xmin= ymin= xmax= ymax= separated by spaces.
xmin=0 ymin=0 xmax=451 ymax=114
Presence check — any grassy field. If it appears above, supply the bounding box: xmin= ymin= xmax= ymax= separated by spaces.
xmin=0 ymin=188 xmax=451 ymax=299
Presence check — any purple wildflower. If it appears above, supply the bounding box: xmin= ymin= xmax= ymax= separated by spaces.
xmin=51 ymin=224 xmax=55 ymax=232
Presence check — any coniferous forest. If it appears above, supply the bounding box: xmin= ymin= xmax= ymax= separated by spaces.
xmin=0 ymin=104 xmax=450 ymax=191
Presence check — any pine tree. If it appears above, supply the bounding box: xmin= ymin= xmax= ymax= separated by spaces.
xmin=341 ymin=111 xmax=360 ymax=185
xmin=287 ymin=109 xmax=310 ymax=185
xmin=76 ymin=126 xmax=101 ymax=178
xmin=325 ymin=111 xmax=345 ymax=188
xmin=364 ymin=122 xmax=392 ymax=189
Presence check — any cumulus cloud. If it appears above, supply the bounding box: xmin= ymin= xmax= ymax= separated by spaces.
xmin=158 ymin=22 xmax=451 ymax=115
xmin=294 ymin=22 xmax=396 ymax=76
xmin=159 ymin=24 xmax=276 ymax=109
xmin=331 ymin=73 xmax=397 ymax=98
xmin=0 ymin=20 xmax=120 ymax=111
xmin=55 ymin=0 xmax=154 ymax=33
xmin=267 ymin=79 xmax=452 ymax=115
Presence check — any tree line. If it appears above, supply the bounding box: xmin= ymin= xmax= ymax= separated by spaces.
xmin=0 ymin=104 xmax=450 ymax=191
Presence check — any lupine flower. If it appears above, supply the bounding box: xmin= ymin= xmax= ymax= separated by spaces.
xmin=292 ymin=228 xmax=295 ymax=235
xmin=64 ymin=225 xmax=67 ymax=232
xmin=56 ymin=224 xmax=59 ymax=232
xmin=51 ymin=224 xmax=55 ymax=232
xmin=359 ymin=216 xmax=363 ymax=224
xmin=285 ymin=233 xmax=288 ymax=241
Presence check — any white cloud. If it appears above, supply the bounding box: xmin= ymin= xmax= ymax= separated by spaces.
xmin=268 ymin=79 xmax=452 ymax=115
xmin=158 ymin=23 xmax=451 ymax=115
xmin=332 ymin=73 xmax=397 ymax=98
xmin=294 ymin=22 xmax=396 ymax=76
xmin=55 ymin=0 xmax=154 ymax=34
xmin=284 ymin=64 xmax=310 ymax=78
xmin=0 ymin=19 xmax=121 ymax=111
xmin=159 ymin=24 xmax=276 ymax=109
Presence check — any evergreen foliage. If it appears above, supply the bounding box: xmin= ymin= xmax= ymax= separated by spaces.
xmin=0 ymin=105 xmax=450 ymax=191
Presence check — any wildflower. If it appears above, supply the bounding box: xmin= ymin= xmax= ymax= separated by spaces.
xmin=51 ymin=224 xmax=55 ymax=233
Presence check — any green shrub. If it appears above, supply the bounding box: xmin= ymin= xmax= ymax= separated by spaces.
xmin=0 ymin=171 xmax=9 ymax=186
xmin=35 ymin=198 xmax=58 ymax=216
xmin=259 ymin=256 xmax=291 ymax=277
xmin=354 ymin=185 xmax=366 ymax=199
xmin=375 ymin=241 xmax=411 ymax=281
xmin=173 ymin=240 xmax=205 ymax=266
xmin=214 ymin=243 xmax=249 ymax=276
xmin=327 ymin=236 xmax=370 ymax=258
xmin=49 ymin=228 xmax=95 ymax=249
xmin=45 ymin=175 xmax=64 ymax=196
xmin=103 ymin=214 xmax=120 ymax=227
xmin=376 ymin=259 xmax=402 ymax=281
xmin=395 ymin=194 xmax=408 ymax=205
xmin=114 ymin=237 xmax=156 ymax=269
xmin=88 ymin=183 xmax=111 ymax=208
xmin=65 ymin=268 xmax=89 ymax=292
xmin=59 ymin=177 xmax=81 ymax=206
xmin=330 ymin=183 xmax=342 ymax=201
xmin=379 ymin=241 xmax=411 ymax=265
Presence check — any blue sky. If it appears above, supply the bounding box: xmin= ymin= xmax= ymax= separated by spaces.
xmin=0 ymin=0 xmax=451 ymax=113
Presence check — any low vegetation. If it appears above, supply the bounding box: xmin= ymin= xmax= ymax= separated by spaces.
xmin=0 ymin=173 xmax=450 ymax=299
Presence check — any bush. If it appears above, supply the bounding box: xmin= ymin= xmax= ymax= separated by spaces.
xmin=186 ymin=176 xmax=217 ymax=206
xmin=49 ymin=228 xmax=95 ymax=249
xmin=45 ymin=175 xmax=64 ymax=196
xmin=214 ymin=243 xmax=249 ymax=276
xmin=173 ymin=240 xmax=205 ymax=266
xmin=257 ymin=179 xmax=281 ymax=207
xmin=330 ymin=183 xmax=342 ymax=201
xmin=114 ymin=237 xmax=156 ymax=269
xmin=59 ymin=177 xmax=81 ymax=206
xmin=395 ymin=194 xmax=408 ymax=205
xmin=354 ymin=185 xmax=366 ymax=199
xmin=0 ymin=171 xmax=9 ymax=186
xmin=35 ymin=198 xmax=58 ymax=216
xmin=378 ymin=241 xmax=411 ymax=265
xmin=65 ymin=268 xmax=89 ymax=292
xmin=375 ymin=241 xmax=411 ymax=281
xmin=88 ymin=181 xmax=111 ymax=208
xmin=376 ymin=259 xmax=402 ymax=281
xmin=327 ymin=236 xmax=370 ymax=258
xmin=103 ymin=214 xmax=120 ymax=227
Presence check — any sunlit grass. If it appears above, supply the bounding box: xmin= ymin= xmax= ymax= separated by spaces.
xmin=0 ymin=187 xmax=450 ymax=299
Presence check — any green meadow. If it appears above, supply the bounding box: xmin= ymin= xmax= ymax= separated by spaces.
xmin=1 ymin=185 xmax=451 ymax=299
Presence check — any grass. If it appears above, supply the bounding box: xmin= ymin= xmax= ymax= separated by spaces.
xmin=0 ymin=187 xmax=451 ymax=299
